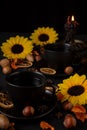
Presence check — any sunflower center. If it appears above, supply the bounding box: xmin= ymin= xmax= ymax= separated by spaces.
xmin=39 ymin=34 xmax=49 ymax=42
xmin=68 ymin=85 xmax=84 ymax=96
xmin=11 ymin=44 xmax=24 ymax=54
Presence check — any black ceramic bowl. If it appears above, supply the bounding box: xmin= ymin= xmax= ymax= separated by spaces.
xmin=5 ymin=70 xmax=46 ymax=107
xmin=43 ymin=42 xmax=73 ymax=70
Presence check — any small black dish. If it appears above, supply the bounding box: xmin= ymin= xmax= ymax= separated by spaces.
xmin=0 ymin=90 xmax=57 ymax=121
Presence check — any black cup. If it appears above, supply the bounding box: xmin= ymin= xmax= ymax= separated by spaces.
xmin=5 ymin=70 xmax=47 ymax=106
xmin=43 ymin=42 xmax=73 ymax=70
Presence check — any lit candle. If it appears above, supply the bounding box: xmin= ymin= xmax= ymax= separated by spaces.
xmin=71 ymin=15 xmax=74 ymax=22
xmin=64 ymin=15 xmax=79 ymax=43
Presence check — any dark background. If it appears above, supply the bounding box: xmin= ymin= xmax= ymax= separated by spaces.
xmin=0 ymin=0 xmax=86 ymax=36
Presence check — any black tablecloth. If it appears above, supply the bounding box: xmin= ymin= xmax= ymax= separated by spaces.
xmin=0 ymin=32 xmax=87 ymax=130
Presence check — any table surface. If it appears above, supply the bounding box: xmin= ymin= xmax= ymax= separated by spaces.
xmin=0 ymin=32 xmax=87 ymax=130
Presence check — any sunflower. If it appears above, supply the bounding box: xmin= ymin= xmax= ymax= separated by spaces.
xmin=30 ymin=27 xmax=59 ymax=46
xmin=1 ymin=35 xmax=34 ymax=59
xmin=56 ymin=73 xmax=87 ymax=105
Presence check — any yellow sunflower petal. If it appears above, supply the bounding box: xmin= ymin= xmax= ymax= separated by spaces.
xmin=0 ymin=35 xmax=34 ymax=59
xmin=56 ymin=73 xmax=87 ymax=105
xmin=70 ymin=74 xmax=86 ymax=86
xmin=82 ymin=79 xmax=87 ymax=89
xmin=15 ymin=35 xmax=20 ymax=43
xmin=30 ymin=27 xmax=59 ymax=46
xmin=9 ymin=37 xmax=16 ymax=44
xmin=63 ymin=78 xmax=73 ymax=87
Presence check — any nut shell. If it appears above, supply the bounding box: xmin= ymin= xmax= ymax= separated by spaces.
xmin=26 ymin=54 xmax=34 ymax=62
xmin=0 ymin=58 xmax=10 ymax=67
xmin=63 ymin=114 xmax=77 ymax=128
xmin=22 ymin=106 xmax=35 ymax=117
xmin=2 ymin=66 xmax=12 ymax=74
xmin=64 ymin=66 xmax=73 ymax=75
xmin=0 ymin=114 xmax=10 ymax=129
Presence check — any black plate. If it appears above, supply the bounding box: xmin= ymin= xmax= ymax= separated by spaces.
xmin=0 ymin=92 xmax=57 ymax=120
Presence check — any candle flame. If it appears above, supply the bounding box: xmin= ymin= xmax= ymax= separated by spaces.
xmin=71 ymin=15 xmax=74 ymax=21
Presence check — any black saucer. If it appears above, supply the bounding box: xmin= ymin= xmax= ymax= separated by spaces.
xmin=0 ymin=91 xmax=57 ymax=120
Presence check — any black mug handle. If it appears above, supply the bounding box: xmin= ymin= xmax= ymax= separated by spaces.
xmin=43 ymin=84 xmax=57 ymax=102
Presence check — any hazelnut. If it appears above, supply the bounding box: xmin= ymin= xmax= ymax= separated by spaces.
xmin=2 ymin=66 xmax=12 ymax=74
xmin=35 ymin=55 xmax=41 ymax=62
xmin=62 ymin=101 xmax=73 ymax=110
xmin=0 ymin=114 xmax=10 ymax=129
xmin=22 ymin=106 xmax=35 ymax=117
xmin=64 ymin=66 xmax=74 ymax=75
xmin=56 ymin=92 xmax=64 ymax=101
xmin=0 ymin=58 xmax=10 ymax=67
xmin=26 ymin=54 xmax=34 ymax=62
xmin=63 ymin=114 xmax=77 ymax=128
